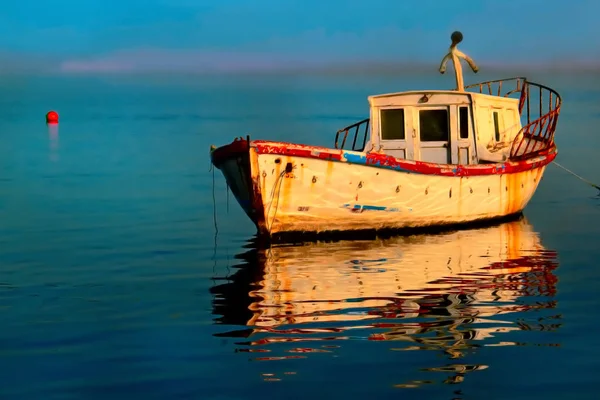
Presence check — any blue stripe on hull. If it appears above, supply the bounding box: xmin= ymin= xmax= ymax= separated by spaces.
xmin=341 ymin=203 xmax=402 ymax=212
xmin=342 ymin=152 xmax=417 ymax=174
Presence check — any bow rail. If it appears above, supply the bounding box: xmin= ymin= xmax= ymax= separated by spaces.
xmin=465 ymin=77 xmax=562 ymax=160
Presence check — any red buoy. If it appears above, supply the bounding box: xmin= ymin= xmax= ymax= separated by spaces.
xmin=46 ymin=110 xmax=59 ymax=124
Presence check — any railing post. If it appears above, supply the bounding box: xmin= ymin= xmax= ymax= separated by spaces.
xmin=362 ymin=120 xmax=370 ymax=151
xmin=341 ymin=130 xmax=348 ymax=149
xmin=539 ymin=86 xmax=543 ymax=121
xmin=527 ymin=88 xmax=531 ymax=124
xmin=352 ymin=125 xmax=359 ymax=150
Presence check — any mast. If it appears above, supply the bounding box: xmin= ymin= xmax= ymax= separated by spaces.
xmin=439 ymin=31 xmax=479 ymax=92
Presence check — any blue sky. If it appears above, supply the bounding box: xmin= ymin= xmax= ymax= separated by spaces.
xmin=1 ymin=0 xmax=598 ymax=73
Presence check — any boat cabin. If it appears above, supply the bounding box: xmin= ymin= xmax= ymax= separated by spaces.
xmin=364 ymin=90 xmax=522 ymax=165
xmin=333 ymin=31 xmax=559 ymax=165
xmin=334 ymin=30 xmax=534 ymax=166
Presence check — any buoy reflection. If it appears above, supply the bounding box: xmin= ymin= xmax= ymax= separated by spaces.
xmin=47 ymin=123 xmax=59 ymax=162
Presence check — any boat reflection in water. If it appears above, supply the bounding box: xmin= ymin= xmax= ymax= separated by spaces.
xmin=211 ymin=216 xmax=560 ymax=387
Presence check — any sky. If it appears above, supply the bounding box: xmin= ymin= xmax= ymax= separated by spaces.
xmin=1 ymin=0 xmax=599 ymax=74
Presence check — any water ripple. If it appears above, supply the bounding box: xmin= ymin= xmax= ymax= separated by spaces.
xmin=211 ymin=216 xmax=560 ymax=387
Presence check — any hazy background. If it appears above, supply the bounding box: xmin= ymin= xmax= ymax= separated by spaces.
xmin=1 ymin=0 xmax=599 ymax=76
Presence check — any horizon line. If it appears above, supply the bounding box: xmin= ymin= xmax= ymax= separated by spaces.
xmin=2 ymin=59 xmax=600 ymax=77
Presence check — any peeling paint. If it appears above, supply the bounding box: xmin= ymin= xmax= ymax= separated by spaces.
xmin=211 ymin=138 xmax=557 ymax=178
xmin=341 ymin=204 xmax=402 ymax=212
xmin=251 ymin=140 xmax=556 ymax=177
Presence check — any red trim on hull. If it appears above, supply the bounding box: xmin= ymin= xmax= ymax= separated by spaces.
xmin=211 ymin=137 xmax=251 ymax=168
xmin=211 ymin=138 xmax=556 ymax=177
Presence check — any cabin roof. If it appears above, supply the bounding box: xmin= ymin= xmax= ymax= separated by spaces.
xmin=368 ymin=90 xmax=463 ymax=100
xmin=367 ymin=89 xmax=520 ymax=107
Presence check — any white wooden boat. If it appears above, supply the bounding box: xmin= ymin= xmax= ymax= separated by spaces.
xmin=210 ymin=31 xmax=562 ymax=241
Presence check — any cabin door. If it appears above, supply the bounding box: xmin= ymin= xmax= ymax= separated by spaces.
xmin=453 ymin=104 xmax=475 ymax=165
xmin=417 ymin=107 xmax=451 ymax=164
xmin=378 ymin=107 xmax=413 ymax=160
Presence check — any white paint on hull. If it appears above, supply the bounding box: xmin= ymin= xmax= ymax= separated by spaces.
xmin=255 ymin=152 xmax=546 ymax=235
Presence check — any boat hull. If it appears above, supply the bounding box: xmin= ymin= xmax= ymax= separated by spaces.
xmin=211 ymin=139 xmax=556 ymax=240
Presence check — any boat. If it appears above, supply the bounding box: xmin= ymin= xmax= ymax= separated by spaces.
xmin=209 ymin=31 xmax=562 ymax=241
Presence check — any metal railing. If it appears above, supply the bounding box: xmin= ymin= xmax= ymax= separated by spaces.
xmin=465 ymin=77 xmax=562 ymax=160
xmin=334 ymin=118 xmax=370 ymax=152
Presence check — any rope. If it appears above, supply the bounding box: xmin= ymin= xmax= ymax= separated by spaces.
xmin=212 ymin=167 xmax=219 ymax=234
xmin=209 ymin=145 xmax=219 ymax=235
xmin=211 ymin=166 xmax=219 ymax=277
xmin=552 ymin=161 xmax=600 ymax=192
xmin=265 ymin=171 xmax=286 ymax=234
xmin=226 ymin=183 xmax=230 ymax=214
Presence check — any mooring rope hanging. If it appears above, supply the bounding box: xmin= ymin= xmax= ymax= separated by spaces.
xmin=211 ymin=164 xmax=219 ymax=276
xmin=265 ymin=171 xmax=286 ymax=235
xmin=226 ymin=183 xmax=230 ymax=214
xmin=552 ymin=161 xmax=600 ymax=192
xmin=212 ymin=167 xmax=219 ymax=234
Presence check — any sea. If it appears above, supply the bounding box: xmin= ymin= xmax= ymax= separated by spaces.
xmin=0 ymin=69 xmax=599 ymax=399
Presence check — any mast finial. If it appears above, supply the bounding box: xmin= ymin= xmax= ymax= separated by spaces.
xmin=439 ymin=31 xmax=479 ymax=92
xmin=451 ymin=31 xmax=463 ymax=46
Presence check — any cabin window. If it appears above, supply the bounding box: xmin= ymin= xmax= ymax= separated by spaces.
xmin=380 ymin=109 xmax=405 ymax=140
xmin=493 ymin=111 xmax=500 ymax=141
xmin=419 ymin=109 xmax=449 ymax=142
xmin=459 ymin=106 xmax=469 ymax=139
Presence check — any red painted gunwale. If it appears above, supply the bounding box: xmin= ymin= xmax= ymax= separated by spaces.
xmin=210 ymin=138 xmax=556 ymax=177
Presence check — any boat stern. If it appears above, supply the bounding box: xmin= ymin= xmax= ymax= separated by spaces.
xmin=210 ymin=137 xmax=266 ymax=232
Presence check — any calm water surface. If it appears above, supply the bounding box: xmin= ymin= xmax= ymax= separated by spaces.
xmin=0 ymin=71 xmax=599 ymax=399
